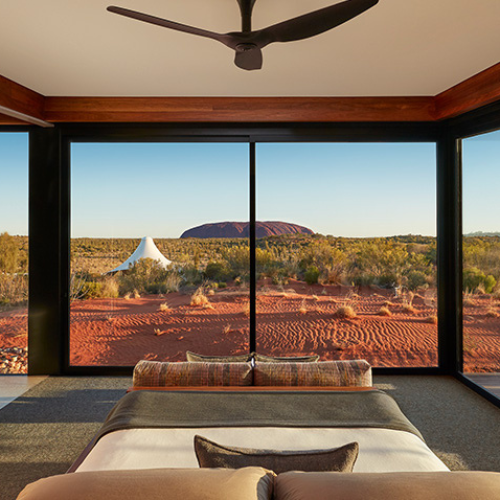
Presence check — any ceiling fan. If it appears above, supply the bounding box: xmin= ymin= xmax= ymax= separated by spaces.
xmin=107 ymin=0 xmax=379 ymax=71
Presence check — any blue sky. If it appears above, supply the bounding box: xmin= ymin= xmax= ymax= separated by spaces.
xmin=1 ymin=135 xmax=440 ymax=238
xmin=258 ymin=143 xmax=436 ymax=237
xmin=0 ymin=133 xmax=28 ymax=236
xmin=462 ymin=129 xmax=500 ymax=234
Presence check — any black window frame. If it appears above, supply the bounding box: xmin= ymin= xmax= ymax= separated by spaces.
xmin=445 ymin=101 xmax=500 ymax=407
xmin=24 ymin=121 xmax=448 ymax=376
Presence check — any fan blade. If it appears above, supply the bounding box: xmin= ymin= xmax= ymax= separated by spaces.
xmin=258 ymin=0 xmax=379 ymax=44
xmin=234 ymin=44 xmax=263 ymax=70
xmin=107 ymin=6 xmax=229 ymax=45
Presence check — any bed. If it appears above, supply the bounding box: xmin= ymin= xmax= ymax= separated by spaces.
xmin=71 ymin=387 xmax=449 ymax=473
xmin=19 ymin=359 xmax=500 ymax=500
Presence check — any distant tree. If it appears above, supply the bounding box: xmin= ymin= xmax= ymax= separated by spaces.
xmin=0 ymin=232 xmax=18 ymax=273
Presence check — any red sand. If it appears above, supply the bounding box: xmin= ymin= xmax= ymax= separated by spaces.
xmin=1 ymin=281 xmax=500 ymax=372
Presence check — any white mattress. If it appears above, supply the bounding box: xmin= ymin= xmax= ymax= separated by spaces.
xmin=76 ymin=427 xmax=449 ymax=473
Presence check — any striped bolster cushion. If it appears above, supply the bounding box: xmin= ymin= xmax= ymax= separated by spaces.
xmin=133 ymin=360 xmax=253 ymax=387
xmin=254 ymin=360 xmax=372 ymax=387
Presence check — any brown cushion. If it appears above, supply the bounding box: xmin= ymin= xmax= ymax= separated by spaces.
xmin=253 ymin=360 xmax=372 ymax=387
xmin=254 ymin=353 xmax=320 ymax=363
xmin=194 ymin=435 xmax=358 ymax=474
xmin=274 ymin=471 xmax=500 ymax=500
xmin=186 ymin=351 xmax=253 ymax=363
xmin=17 ymin=467 xmax=274 ymax=500
xmin=133 ymin=360 xmax=253 ymax=387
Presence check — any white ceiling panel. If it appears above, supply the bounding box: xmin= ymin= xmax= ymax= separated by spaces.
xmin=1 ymin=0 xmax=500 ymax=96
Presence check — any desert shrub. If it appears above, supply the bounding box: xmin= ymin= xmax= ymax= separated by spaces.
xmin=204 ymin=261 xmax=232 ymax=282
xmin=299 ymin=243 xmax=346 ymax=284
xmin=334 ymin=305 xmax=357 ymax=319
xmin=119 ymin=258 xmax=171 ymax=294
xmin=463 ymin=267 xmax=497 ymax=293
xmin=145 ymin=283 xmax=167 ymax=294
xmin=80 ymin=281 xmax=103 ymax=299
xmin=256 ymin=248 xmax=275 ymax=271
xmin=180 ymin=264 xmax=203 ymax=286
xmin=351 ymin=241 xmax=409 ymax=288
xmin=164 ymin=271 xmax=181 ymax=293
xmin=485 ymin=307 xmax=499 ymax=318
xmin=101 ymin=276 xmax=119 ymax=298
xmin=0 ymin=232 xmax=18 ymax=273
xmin=0 ymin=273 xmax=28 ymax=308
xmin=349 ymin=274 xmax=376 ymax=286
xmin=223 ymin=246 xmax=250 ymax=277
xmin=484 ymin=275 xmax=497 ymax=294
xmin=463 ymin=237 xmax=500 ymax=280
xmin=304 ymin=266 xmax=320 ymax=285
xmin=159 ymin=302 xmax=170 ymax=312
xmin=190 ymin=287 xmax=209 ymax=306
xmin=406 ymin=270 xmax=428 ymax=291
xmin=378 ymin=306 xmax=392 ymax=316
xmin=241 ymin=301 xmax=250 ymax=316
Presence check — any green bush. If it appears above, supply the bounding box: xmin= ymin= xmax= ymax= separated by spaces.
xmin=484 ymin=275 xmax=497 ymax=294
xmin=406 ymin=270 xmax=428 ymax=291
xmin=463 ymin=267 xmax=497 ymax=293
xmin=204 ymin=261 xmax=232 ymax=282
xmin=81 ymin=281 xmax=103 ymax=299
xmin=304 ymin=266 xmax=320 ymax=285
xmin=0 ymin=232 xmax=18 ymax=273
xmin=119 ymin=258 xmax=170 ymax=294
xmin=181 ymin=264 xmax=203 ymax=286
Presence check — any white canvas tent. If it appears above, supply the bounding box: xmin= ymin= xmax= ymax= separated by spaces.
xmin=107 ymin=236 xmax=172 ymax=274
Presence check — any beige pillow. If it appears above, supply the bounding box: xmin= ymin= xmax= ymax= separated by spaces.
xmin=274 ymin=471 xmax=500 ymax=500
xmin=254 ymin=353 xmax=320 ymax=363
xmin=17 ymin=467 xmax=274 ymax=500
xmin=186 ymin=350 xmax=253 ymax=363
xmin=253 ymin=360 xmax=372 ymax=387
xmin=194 ymin=435 xmax=359 ymax=474
xmin=132 ymin=360 xmax=253 ymax=387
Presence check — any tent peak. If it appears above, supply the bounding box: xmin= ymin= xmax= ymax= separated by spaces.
xmin=106 ymin=236 xmax=171 ymax=274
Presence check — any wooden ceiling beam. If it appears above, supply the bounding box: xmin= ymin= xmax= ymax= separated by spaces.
xmin=2 ymin=62 xmax=500 ymax=125
xmin=43 ymin=96 xmax=437 ymax=123
xmin=0 ymin=75 xmax=53 ymax=127
xmin=435 ymin=62 xmax=500 ymax=120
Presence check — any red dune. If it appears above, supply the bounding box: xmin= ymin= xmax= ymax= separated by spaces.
xmin=1 ymin=281 xmax=500 ymax=372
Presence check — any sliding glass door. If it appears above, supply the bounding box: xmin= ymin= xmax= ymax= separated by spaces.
xmin=70 ymin=142 xmax=249 ymax=366
xmin=462 ymin=129 xmax=500 ymax=379
xmin=256 ymin=143 xmax=437 ymax=367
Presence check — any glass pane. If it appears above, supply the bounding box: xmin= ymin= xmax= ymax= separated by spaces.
xmin=0 ymin=132 xmax=29 ymax=374
xmin=70 ymin=143 xmax=249 ymax=366
xmin=462 ymin=130 xmax=500 ymax=378
xmin=256 ymin=142 xmax=437 ymax=367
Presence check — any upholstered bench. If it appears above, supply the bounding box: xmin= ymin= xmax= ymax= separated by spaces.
xmin=17 ymin=468 xmax=500 ymax=500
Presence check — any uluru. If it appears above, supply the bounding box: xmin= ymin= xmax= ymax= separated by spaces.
xmin=180 ymin=221 xmax=314 ymax=239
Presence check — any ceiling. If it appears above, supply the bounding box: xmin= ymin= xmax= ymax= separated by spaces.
xmin=1 ymin=0 xmax=500 ymax=97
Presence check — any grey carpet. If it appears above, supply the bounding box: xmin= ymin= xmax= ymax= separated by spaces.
xmin=1 ymin=375 xmax=500 ymax=500
xmin=375 ymin=376 xmax=500 ymax=472
xmin=0 ymin=377 xmax=130 ymax=500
